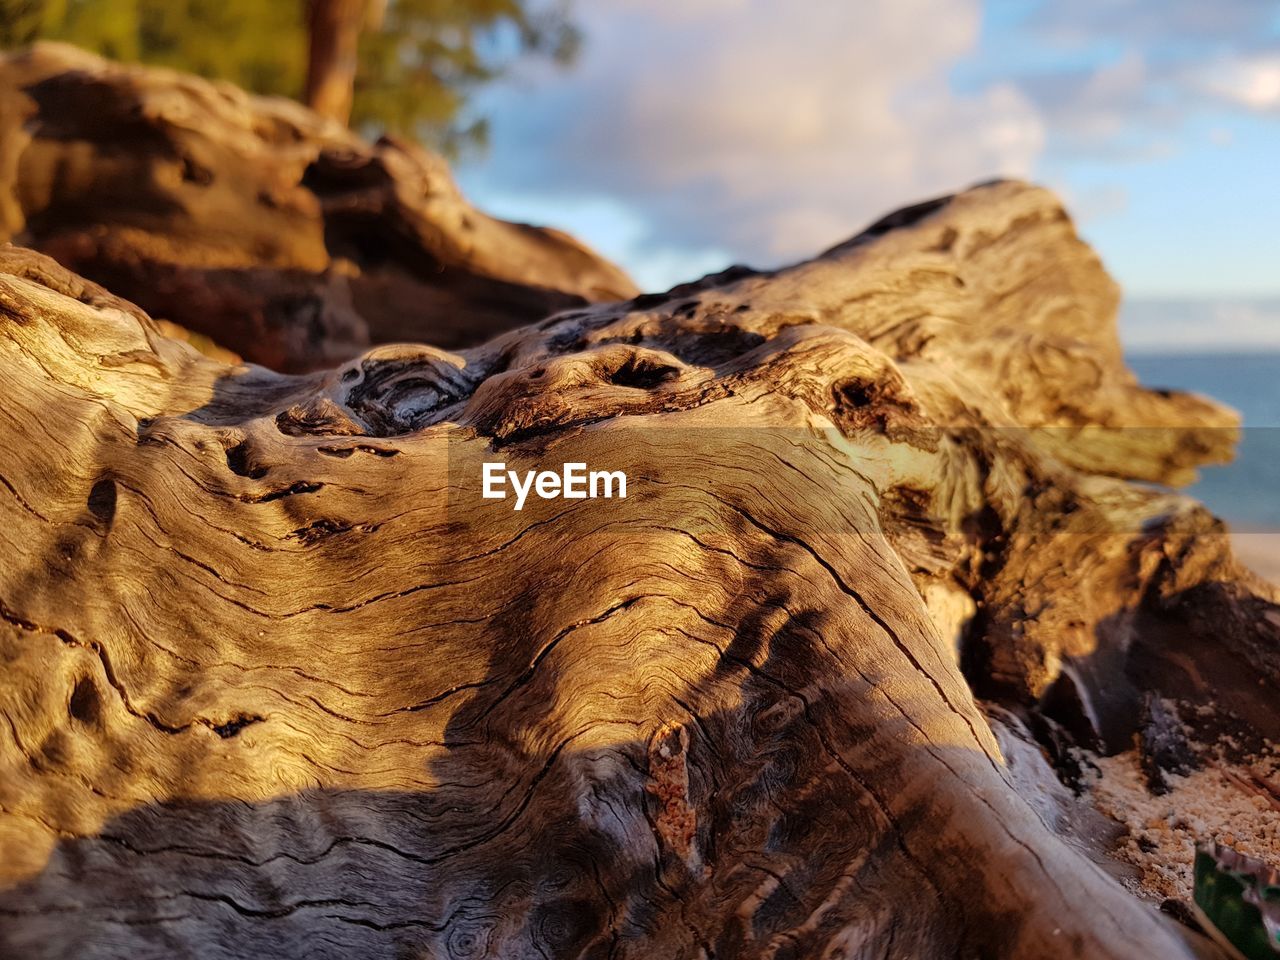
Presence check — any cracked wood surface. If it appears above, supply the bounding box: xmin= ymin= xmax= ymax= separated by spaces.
xmin=0 ymin=43 xmax=637 ymax=373
xmin=0 ymin=181 xmax=1275 ymax=959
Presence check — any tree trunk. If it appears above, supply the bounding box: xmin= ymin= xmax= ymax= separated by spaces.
xmin=0 ymin=179 xmax=1272 ymax=959
xmin=304 ymin=0 xmax=365 ymax=125
xmin=0 ymin=43 xmax=638 ymax=373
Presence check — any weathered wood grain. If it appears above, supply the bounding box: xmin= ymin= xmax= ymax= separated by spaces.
xmin=0 ymin=42 xmax=637 ymax=372
xmin=0 ymin=181 xmax=1272 ymax=959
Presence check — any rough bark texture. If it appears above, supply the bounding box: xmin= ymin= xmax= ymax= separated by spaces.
xmin=0 ymin=43 xmax=637 ymax=372
xmin=0 ymin=180 xmax=1274 ymax=960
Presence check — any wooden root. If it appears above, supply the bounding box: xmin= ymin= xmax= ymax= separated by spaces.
xmin=0 ymin=176 xmax=1274 ymax=958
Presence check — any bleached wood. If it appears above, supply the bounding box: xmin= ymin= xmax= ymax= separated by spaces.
xmin=0 ymin=182 xmax=1268 ymax=959
xmin=0 ymin=43 xmax=637 ymax=372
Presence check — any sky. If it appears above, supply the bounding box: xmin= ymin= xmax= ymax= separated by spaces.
xmin=456 ymin=0 xmax=1280 ymax=350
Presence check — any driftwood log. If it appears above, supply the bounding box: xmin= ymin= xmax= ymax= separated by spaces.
xmin=0 ymin=178 xmax=1275 ymax=960
xmin=0 ymin=43 xmax=637 ymax=372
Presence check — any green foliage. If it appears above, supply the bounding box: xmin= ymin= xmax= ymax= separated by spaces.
xmin=357 ymin=0 xmax=578 ymax=153
xmin=0 ymin=0 xmax=578 ymax=155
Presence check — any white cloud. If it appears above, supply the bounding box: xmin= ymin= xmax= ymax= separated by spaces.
xmin=1122 ymin=299 xmax=1280 ymax=352
xmin=1197 ymin=56 xmax=1280 ymax=111
xmin=472 ymin=0 xmax=1043 ymax=272
xmin=460 ymin=0 xmax=1280 ymax=295
xmin=450 ymin=183 xmax=734 ymax=290
xmin=1063 ymin=183 xmax=1129 ymax=222
xmin=1004 ymin=0 xmax=1280 ymax=153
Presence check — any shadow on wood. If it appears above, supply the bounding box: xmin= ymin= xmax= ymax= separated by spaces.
xmin=0 ymin=181 xmax=1271 ymax=958
xmin=0 ymin=43 xmax=638 ymax=372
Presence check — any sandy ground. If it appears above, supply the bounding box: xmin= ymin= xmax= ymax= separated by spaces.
xmin=1231 ymin=532 xmax=1280 ymax=586
xmin=1089 ymin=748 xmax=1280 ymax=901
xmin=1081 ymin=533 xmax=1280 ymax=905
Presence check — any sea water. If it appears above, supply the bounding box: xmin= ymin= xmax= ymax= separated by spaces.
xmin=1128 ymin=353 xmax=1280 ymax=530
